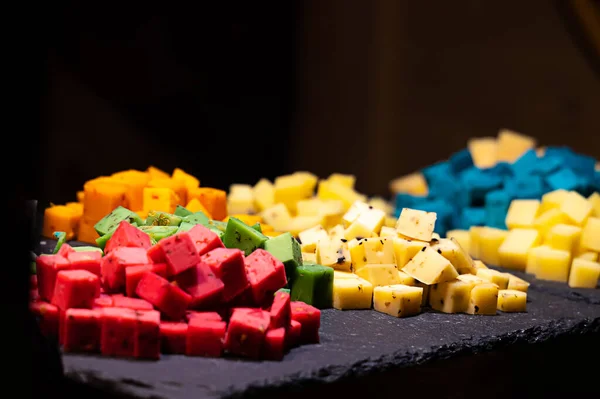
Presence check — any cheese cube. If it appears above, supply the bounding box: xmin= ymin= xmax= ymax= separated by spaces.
xmin=356 ymin=264 xmax=400 ymax=287
xmin=475 ymin=268 xmax=509 ymax=289
xmin=302 ymin=252 xmax=317 ymax=263
xmin=397 ymin=270 xmax=416 ymax=285
xmin=341 ymin=200 xmax=370 ymax=227
xmin=467 ymin=283 xmax=499 ymax=315
xmin=580 ymin=217 xmax=600 ymax=252
xmin=497 ymin=290 xmax=527 ymax=312
xmin=468 ymin=137 xmax=498 ymax=169
xmin=298 ymin=225 xmax=328 ymax=253
xmin=261 ymin=203 xmax=292 ymax=231
xmin=344 ymin=207 xmax=386 ymax=240
xmin=533 ymin=208 xmax=570 ymax=238
xmin=496 ymin=129 xmax=536 ymax=163
xmin=473 ymin=260 xmax=489 ymax=270
xmin=368 ymin=197 xmax=393 ymax=215
xmin=287 ymin=216 xmax=325 ymax=236
xmin=430 ymin=238 xmax=476 ymax=275
xmin=295 ymin=198 xmax=323 ymax=216
xmin=334 ymin=271 xmax=359 ymax=279
xmin=348 ymin=238 xmax=367 ymax=272
xmin=402 ymin=247 xmax=459 ymax=285
xmin=316 ymin=239 xmax=352 ymax=271
xmin=143 ymin=187 xmax=179 ymax=214
xmin=379 ymin=226 xmax=397 ymax=238
xmin=505 ymin=273 xmax=530 ymax=292
xmin=478 ymin=227 xmax=509 ymax=266
xmin=395 ymin=208 xmax=437 ymax=241
xmin=559 ymin=191 xmax=592 ymax=226
xmin=328 ymin=173 xmax=356 ymax=189
xmin=252 ymin=179 xmax=275 ymax=212
xmin=534 ymin=247 xmax=572 ymax=282
xmin=576 ymin=251 xmax=598 ymax=262
xmin=363 ymin=237 xmax=395 ymax=264
xmin=431 ymin=232 xmax=441 ymax=240
xmin=457 ymin=273 xmax=487 ymax=285
xmin=414 ymin=281 xmax=430 ymax=306
xmin=446 ymin=229 xmax=471 ymax=256
xmin=540 ymin=189 xmax=569 ymax=213
xmin=327 ymin=224 xmax=346 ymax=242
xmin=319 ymin=200 xmax=346 ymax=228
xmin=333 ymin=277 xmax=373 ymax=310
xmin=468 ymin=226 xmax=485 ymax=259
xmin=384 ymin=216 xmax=398 ymax=228
xmin=393 ymin=238 xmax=429 ymax=268
xmin=227 ymin=184 xmax=255 ymax=214
xmin=505 ymin=199 xmax=540 ymax=229
xmin=273 ymin=174 xmax=315 ymax=213
xmin=525 ymin=245 xmax=551 ymax=275
xmin=389 ymin=172 xmax=428 ymax=196
xmin=42 ymin=205 xmax=80 ymax=240
xmin=317 ymin=180 xmax=367 ymax=211
xmin=498 ymin=229 xmax=541 ymax=270
xmin=373 ymin=285 xmax=423 ymax=318
xmin=588 ymin=192 xmax=600 ymax=217
xmin=429 ymin=280 xmax=473 ymax=313
xmin=568 ymin=258 xmax=600 ymax=288
xmin=545 ymin=224 xmax=582 ymax=252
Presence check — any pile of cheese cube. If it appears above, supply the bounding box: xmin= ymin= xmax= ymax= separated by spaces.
xmin=299 ymin=200 xmax=529 ymax=318
xmin=449 ymin=189 xmax=600 ymax=289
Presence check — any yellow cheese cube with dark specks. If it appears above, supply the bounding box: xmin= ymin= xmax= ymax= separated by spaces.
xmin=389 ymin=172 xmax=428 ymax=196
xmin=468 ymin=137 xmax=498 ymax=168
xmin=497 ymin=289 xmax=527 ymax=312
xmin=540 ymin=189 xmax=569 ymax=213
xmin=260 ymin=203 xmax=292 ymax=231
xmin=446 ymin=229 xmax=471 ymax=255
xmin=299 ymin=225 xmax=328 ymax=253
xmin=580 ymin=217 xmax=600 ymax=252
xmin=356 ymin=264 xmax=400 ymax=287
xmin=545 ymin=224 xmax=581 ymax=252
xmin=373 ymin=285 xmax=422 ymax=318
xmin=505 ymin=273 xmax=530 ymax=293
xmin=429 ymin=280 xmax=473 ymax=313
xmin=333 ymin=277 xmax=373 ymax=310
xmin=143 ymin=187 xmax=179 ymax=214
xmin=364 ymin=237 xmax=395 ymax=264
xmin=348 ymin=238 xmax=367 ymax=272
xmin=393 ymin=237 xmax=429 ymax=268
xmin=478 ymin=227 xmax=509 ymax=266
xmin=588 ymin=192 xmax=600 ymax=217
xmin=430 ymin=238 xmax=476 ymax=275
xmin=559 ymin=191 xmax=592 ymax=226
xmin=505 ymin=199 xmax=540 ymax=229
xmin=576 ymin=251 xmax=598 ymax=262
xmin=42 ymin=205 xmax=79 ymax=240
xmin=534 ymin=247 xmax=572 ymax=282
xmin=467 ymin=283 xmax=499 ymax=315
xmin=473 ymin=260 xmax=488 ymax=270
xmin=468 ymin=226 xmax=485 ymax=259
xmin=402 ymin=247 xmax=458 ymax=285
xmin=457 ymin=273 xmax=487 ymax=285
xmin=395 ymin=208 xmax=437 ymax=241
xmin=302 ymin=252 xmax=317 ymax=263
xmin=498 ymin=228 xmax=541 ymax=270
xmin=316 ymin=239 xmax=351 ymax=272
xmin=568 ymin=258 xmax=600 ymax=288
xmin=344 ymin=207 xmax=386 ymax=240
xmin=397 ymin=270 xmax=416 ymax=285
xmin=475 ymin=268 xmax=509 ymax=289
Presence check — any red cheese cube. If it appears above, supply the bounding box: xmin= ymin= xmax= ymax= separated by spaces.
xmin=175 ymin=264 xmax=224 ymax=309
xmin=286 ymin=319 xmax=302 ymax=349
xmin=226 ymin=285 xmax=257 ymax=308
xmin=30 ymin=301 xmax=60 ymax=338
xmin=101 ymin=307 xmax=137 ymax=357
xmin=93 ymin=294 xmax=113 ymax=308
xmin=186 ymin=318 xmax=227 ymax=357
xmin=200 ymin=248 xmax=248 ymax=302
xmin=51 ymin=270 xmax=100 ymax=310
xmin=36 ymin=254 xmax=71 ymax=302
xmin=62 ymin=308 xmax=102 ymax=353
xmin=270 ymin=291 xmax=291 ymax=329
xmin=67 ymin=251 xmax=102 ymax=276
xmin=101 ymin=247 xmax=151 ymax=293
xmin=134 ymin=310 xmax=161 ymax=360
xmin=291 ymin=301 xmax=321 ymax=344
xmin=244 ymin=249 xmax=287 ymax=304
xmin=136 ymin=272 xmax=192 ymax=320
xmin=159 ymin=232 xmax=201 ymax=276
xmin=57 ymin=243 xmax=76 ymax=257
xmin=147 ymin=244 xmax=166 ymax=264
xmin=159 ymin=322 xmax=188 ymax=354
xmin=104 ymin=221 xmax=152 ymax=254
xmin=125 ymin=263 xmax=167 ymax=297
xmin=224 ymin=308 xmax=270 ymax=359
xmin=263 ymin=327 xmax=286 ymax=360
xmin=185 ymin=311 xmax=222 ymax=322
xmin=187 ymin=224 xmax=224 ymax=256
xmin=30 ymin=275 xmax=37 ymax=289
xmin=30 ymin=289 xmax=39 ymax=302
xmin=112 ymin=295 xmax=153 ymax=311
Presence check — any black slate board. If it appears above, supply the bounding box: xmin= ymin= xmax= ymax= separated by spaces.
xmin=37 ymin=240 xmax=600 ymax=399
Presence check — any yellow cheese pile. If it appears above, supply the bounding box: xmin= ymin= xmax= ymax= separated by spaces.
xmin=300 ymin=201 xmax=529 ymax=318
xmin=448 ymin=189 xmax=600 ymax=289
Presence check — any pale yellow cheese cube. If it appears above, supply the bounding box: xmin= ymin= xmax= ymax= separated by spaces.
xmin=333 ymin=270 xmax=359 ymax=279
xmin=545 ymin=224 xmax=582 ymax=252
xmin=430 ymin=238 xmax=476 ymax=275
xmin=559 ymin=191 xmax=592 ymax=226
xmin=468 ymin=226 xmax=485 ymax=259
xmin=228 ymin=184 xmax=255 ymax=214
xmin=505 ymin=273 xmax=530 ymax=293
xmin=363 ymin=237 xmax=395 ymax=264
xmin=446 ymin=229 xmax=471 ymax=255
xmin=467 ymin=283 xmax=499 ymax=315
xmin=525 ymin=245 xmax=550 ymax=275
xmin=316 ymin=239 xmax=352 ymax=271
xmin=298 ymin=225 xmax=328 ymax=253
xmin=327 ymin=173 xmax=355 ymax=189
xmin=373 ymin=285 xmax=423 ymax=318
xmin=580 ymin=217 xmax=600 ymax=252
xmin=496 ymin=129 xmax=536 ymax=163
xmin=457 ymin=273 xmax=487 ymax=285
xmin=317 ymin=180 xmax=367 ymax=211
xmin=497 ymin=290 xmax=527 ymax=312
xmin=297 ymin=199 xmax=345 ymax=228
xmin=429 ymin=280 xmax=473 ymax=313
xmin=368 ymin=197 xmax=393 ymax=215
xmin=505 ymin=199 xmax=540 ymax=229
xmin=252 ymin=178 xmax=275 ymax=212
xmin=393 ymin=237 xmax=429 ymax=268
xmin=348 ymin=238 xmax=367 ymax=272
xmin=261 ymin=203 xmax=292 ymax=231
xmin=333 ymin=277 xmax=373 ymax=310
xmin=341 ymin=200 xmax=370 ymax=228
xmin=534 ymin=247 xmax=572 ymax=282
xmin=302 ymin=252 xmax=317 ymax=263
xmin=344 ymin=207 xmax=386 ymax=240
xmin=475 ymin=268 xmax=509 ymax=289
xmin=389 ymin=172 xmax=428 ymax=196
xmin=295 ymin=198 xmax=321 ymax=217
xmin=577 ymin=251 xmax=599 ymax=262
xmin=540 ymin=189 xmax=569 ymax=213
xmin=468 ymin=137 xmax=498 ymax=168
xmin=588 ymin=192 xmax=600 ymax=217
xmin=327 ymin=224 xmax=345 ymax=242
xmin=568 ymin=258 xmax=600 ymax=288
xmin=356 ymin=263 xmax=400 ymax=287
xmin=395 ymin=208 xmax=437 ymax=241
xmin=397 ymin=270 xmax=416 ymax=285
xmin=498 ymin=228 xmax=541 ymax=270
xmin=402 ymin=247 xmax=459 ymax=285
xmin=478 ymin=227 xmax=509 ymax=266
xmin=473 ymin=260 xmax=489 ymax=270
xmin=379 ymin=226 xmax=397 ymax=238
xmin=533 ymin=208 xmax=570 ymax=238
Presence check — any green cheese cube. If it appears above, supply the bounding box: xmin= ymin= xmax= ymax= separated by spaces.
xmin=52 ymin=231 xmax=67 ymax=254
xmin=177 ymin=221 xmax=196 ymax=233
xmin=95 ymin=232 xmax=113 ymax=250
xmin=291 ymin=264 xmax=333 ymax=309
xmin=251 ymin=223 xmax=262 ymax=233
xmin=222 ymin=217 xmax=268 ymax=256
xmin=263 ymin=232 xmax=302 ymax=286
xmin=94 ymin=206 xmax=143 ymax=236
xmin=73 ymin=246 xmax=103 ymax=254
xmin=276 ymin=288 xmax=290 ymax=295
xmin=182 ymin=212 xmax=210 ymax=227
xmin=174 ymin=205 xmax=193 ymax=217
xmin=138 ymin=226 xmax=179 ymax=242
xmin=144 ymin=211 xmax=182 ymax=226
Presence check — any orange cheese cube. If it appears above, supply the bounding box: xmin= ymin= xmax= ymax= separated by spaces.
xmin=172 ymin=168 xmax=200 ymax=198
xmin=65 ymin=202 xmax=84 ymax=218
xmin=83 ymin=179 xmax=129 ymax=221
xmin=78 ymin=217 xmax=100 ymax=244
xmin=76 ymin=191 xmax=85 ymax=203
xmin=147 ymin=178 xmax=187 ymax=205
xmin=143 ymin=187 xmax=179 ymax=214
xmin=42 ymin=205 xmax=79 ymax=240
xmin=188 ymin=187 xmax=227 ymax=220
xmin=185 ymin=198 xmax=213 ymax=219
xmin=147 ymin=166 xmax=171 ymax=180
xmin=111 ymin=169 xmax=151 ymax=211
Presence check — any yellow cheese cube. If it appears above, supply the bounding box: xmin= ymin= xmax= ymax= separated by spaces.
xmin=497 ymin=290 xmax=527 ymax=312
xmin=467 ymin=283 xmax=499 ymax=315
xmin=402 ymin=247 xmax=459 ymax=285
xmin=319 ymin=201 xmax=345 ymax=228
xmin=348 ymin=238 xmax=367 ymax=272
xmin=430 ymin=238 xmax=476 ymax=275
xmin=545 ymin=224 xmax=581 ymax=252
xmin=42 ymin=205 xmax=80 ymax=240
xmin=559 ymin=191 xmax=592 ymax=226
xmin=298 ymin=225 xmax=328 ymax=253
xmin=368 ymin=197 xmax=393 ymax=216
xmin=316 ymin=239 xmax=351 ymax=271
xmin=302 ymin=252 xmax=317 ymax=263
xmin=457 ymin=273 xmax=487 ymax=285
xmin=273 ymin=174 xmax=313 ymax=214
xmin=588 ymin=192 xmax=600 ymax=217
xmin=568 ymin=258 xmax=600 ymax=288
xmin=379 ymin=226 xmax=397 ymax=238
xmin=363 ymin=237 xmax=395 ymax=264
xmin=260 ymin=203 xmax=292 ymax=231
xmin=393 ymin=237 xmax=430 ymax=268
xmin=252 ymin=179 xmax=275 ymax=212
xmin=384 ymin=216 xmax=397 ymax=228
xmin=389 ymin=172 xmax=428 ymax=196
xmin=525 ymin=245 xmax=551 ymax=275
xmin=468 ymin=137 xmax=498 ymax=168
xmin=429 ymin=279 xmax=473 ymax=313
xmin=327 ymin=224 xmax=345 ymax=242
xmin=534 ymin=247 xmax=572 ymax=282
xmin=496 ymin=129 xmax=536 ymax=163
xmin=468 ymin=226 xmax=485 ymax=259
xmin=498 ymin=228 xmax=541 ymax=270
xmin=475 ymin=268 xmax=509 ymax=289
xmin=143 ymin=187 xmax=179 ymax=214
xmin=333 ymin=271 xmax=359 ymax=279
xmin=478 ymin=227 xmax=509 ymax=266
xmin=295 ymin=198 xmax=321 ymax=217
xmin=576 ymin=251 xmax=598 ymax=262
xmin=317 ymin=180 xmax=367 ymax=211
xmin=344 ymin=207 xmax=386 ymax=240
xmin=228 ymin=184 xmax=256 ymax=215
xmin=580 ymin=217 xmax=600 ymax=252
xmin=186 ymin=198 xmax=213 ymax=218
xmin=373 ymin=285 xmax=423 ymax=317
xmin=327 ymin=173 xmax=355 ymax=189
xmin=397 ymin=270 xmax=416 ymax=285
xmin=395 ymin=208 xmax=437 ymax=241
xmin=473 ymin=260 xmax=489 ymax=270
xmin=333 ymin=277 xmax=373 ymax=310
xmin=446 ymin=229 xmax=471 ymax=255
xmin=293 ymin=171 xmax=319 ymax=195
xmin=341 ymin=200 xmax=370 ymax=228
xmin=505 ymin=273 xmax=530 ymax=293
xmin=540 ymin=189 xmax=569 ymax=213
xmin=505 ymin=199 xmax=540 ymax=229
xmin=533 ymin=208 xmax=570 ymax=238
xmin=356 ymin=264 xmax=400 ymax=287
